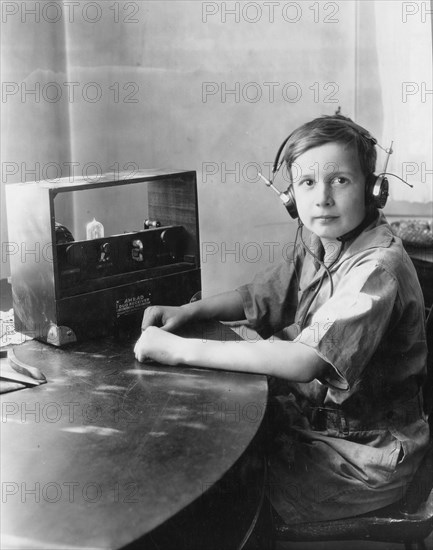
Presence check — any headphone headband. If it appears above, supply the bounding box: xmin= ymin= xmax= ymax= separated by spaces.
xmin=272 ymin=116 xmax=377 ymax=176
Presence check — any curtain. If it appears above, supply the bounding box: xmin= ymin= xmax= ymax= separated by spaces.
xmin=373 ymin=0 xmax=433 ymax=203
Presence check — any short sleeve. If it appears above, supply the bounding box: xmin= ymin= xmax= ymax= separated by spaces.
xmin=236 ymin=257 xmax=301 ymax=339
xmin=295 ymin=263 xmax=398 ymax=391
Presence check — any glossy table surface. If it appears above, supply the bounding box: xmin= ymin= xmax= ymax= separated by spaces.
xmin=0 ymin=322 xmax=268 ymax=550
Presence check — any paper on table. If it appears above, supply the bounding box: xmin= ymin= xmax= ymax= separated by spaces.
xmin=0 ymin=309 xmax=33 ymax=348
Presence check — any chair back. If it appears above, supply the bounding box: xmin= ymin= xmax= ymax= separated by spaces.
xmin=399 ymin=307 xmax=433 ymax=514
xmin=424 ymin=306 xmax=433 ymax=419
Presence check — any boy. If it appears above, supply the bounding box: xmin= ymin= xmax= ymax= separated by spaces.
xmin=134 ymin=115 xmax=429 ymax=522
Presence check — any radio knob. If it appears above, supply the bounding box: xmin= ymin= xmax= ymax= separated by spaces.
xmin=132 ymin=239 xmax=144 ymax=262
xmin=100 ymin=242 xmax=111 ymax=263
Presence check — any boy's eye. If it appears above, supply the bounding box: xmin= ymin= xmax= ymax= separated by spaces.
xmin=331 ymin=176 xmax=349 ymax=185
xmin=300 ymin=179 xmax=315 ymax=187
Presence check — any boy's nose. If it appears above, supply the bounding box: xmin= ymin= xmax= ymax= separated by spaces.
xmin=315 ymin=181 xmax=334 ymax=207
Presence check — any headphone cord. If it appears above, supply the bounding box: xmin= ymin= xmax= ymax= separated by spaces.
xmin=290 ymin=219 xmax=306 ymax=297
xmin=297 ymin=220 xmax=336 ymax=299
xmin=378 ymin=172 xmax=413 ymax=188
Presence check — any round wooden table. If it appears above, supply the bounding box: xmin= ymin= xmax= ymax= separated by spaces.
xmin=1 ymin=322 xmax=268 ymax=550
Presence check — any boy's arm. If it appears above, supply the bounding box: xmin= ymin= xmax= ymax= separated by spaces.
xmin=181 ymin=290 xmax=246 ymax=322
xmin=181 ymin=337 xmax=330 ymax=382
xmin=134 ymin=327 xmax=331 ymax=383
xmin=137 ymin=289 xmax=329 ymax=382
xmin=141 ymin=290 xmax=246 ymax=332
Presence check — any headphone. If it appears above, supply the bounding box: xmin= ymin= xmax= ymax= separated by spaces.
xmin=271 ymin=117 xmax=390 ymax=219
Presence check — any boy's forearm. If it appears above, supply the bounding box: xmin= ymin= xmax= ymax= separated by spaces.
xmin=180 ymin=290 xmax=246 ymax=323
xmin=178 ymin=338 xmax=330 ymax=382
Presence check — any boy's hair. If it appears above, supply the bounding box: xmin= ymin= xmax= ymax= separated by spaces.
xmin=283 ymin=115 xmax=377 ymax=181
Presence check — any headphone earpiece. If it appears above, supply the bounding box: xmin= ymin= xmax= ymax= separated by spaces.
xmin=284 ymin=185 xmax=298 ymax=219
xmin=365 ymin=173 xmax=389 ymax=209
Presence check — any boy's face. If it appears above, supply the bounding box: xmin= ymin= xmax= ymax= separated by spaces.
xmin=292 ymin=142 xmax=366 ymax=244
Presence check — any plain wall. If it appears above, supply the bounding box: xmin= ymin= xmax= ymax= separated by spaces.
xmin=1 ymin=1 xmax=357 ymax=295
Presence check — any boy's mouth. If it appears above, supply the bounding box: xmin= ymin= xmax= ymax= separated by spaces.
xmin=314 ymin=216 xmax=339 ymax=224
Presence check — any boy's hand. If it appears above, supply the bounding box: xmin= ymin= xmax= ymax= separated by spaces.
xmin=134 ymin=326 xmax=183 ymax=365
xmin=141 ymin=305 xmax=191 ymax=333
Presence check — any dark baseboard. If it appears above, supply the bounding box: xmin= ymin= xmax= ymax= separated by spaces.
xmin=1 ymin=279 xmax=13 ymax=311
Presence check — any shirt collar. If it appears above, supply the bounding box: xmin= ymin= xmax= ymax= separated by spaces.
xmin=341 ymin=211 xmax=394 ymax=259
xmin=306 ymin=211 xmax=394 ymax=272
